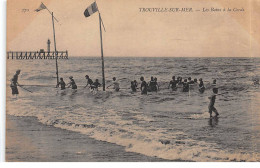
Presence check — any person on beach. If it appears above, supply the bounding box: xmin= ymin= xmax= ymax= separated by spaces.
xmin=84 ymin=75 xmax=93 ymax=88
xmin=67 ymin=76 xmax=77 ymax=89
xmin=140 ymin=76 xmax=148 ymax=95
xmin=91 ymin=79 xmax=102 ymax=91
xmin=58 ymin=78 xmax=66 ymax=90
xmin=208 ymin=88 xmax=219 ymax=118
xmin=194 ymin=78 xmax=198 ymax=84
xmin=168 ymin=76 xmax=178 ymax=91
xmin=10 ymin=70 xmax=21 ymax=95
xmin=183 ymin=79 xmax=189 ymax=92
xmin=131 ymin=81 xmax=138 ymax=92
xmin=107 ymin=77 xmax=120 ymax=91
xmin=199 ymin=78 xmax=205 ymax=93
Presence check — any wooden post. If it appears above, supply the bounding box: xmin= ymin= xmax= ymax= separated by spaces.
xmin=52 ymin=12 xmax=59 ymax=87
xmin=99 ymin=13 xmax=105 ymax=91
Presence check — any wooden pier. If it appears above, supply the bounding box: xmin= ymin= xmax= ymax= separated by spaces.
xmin=7 ymin=51 xmax=68 ymax=60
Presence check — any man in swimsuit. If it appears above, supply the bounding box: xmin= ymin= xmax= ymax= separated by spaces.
xmin=91 ymin=79 xmax=102 ymax=91
xmin=67 ymin=76 xmax=77 ymax=89
xmin=183 ymin=79 xmax=189 ymax=92
xmin=208 ymin=88 xmax=219 ymax=118
xmin=199 ymin=78 xmax=205 ymax=93
xmin=140 ymin=76 xmax=148 ymax=95
xmin=58 ymin=77 xmax=66 ymax=90
xmin=168 ymin=76 xmax=177 ymax=91
xmin=84 ymin=75 xmax=93 ymax=88
xmin=10 ymin=70 xmax=21 ymax=95
xmin=107 ymin=77 xmax=120 ymax=91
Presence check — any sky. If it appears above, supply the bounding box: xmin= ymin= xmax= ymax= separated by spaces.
xmin=6 ymin=0 xmax=260 ymax=57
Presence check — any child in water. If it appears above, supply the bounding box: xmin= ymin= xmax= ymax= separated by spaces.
xmin=208 ymin=88 xmax=219 ymax=118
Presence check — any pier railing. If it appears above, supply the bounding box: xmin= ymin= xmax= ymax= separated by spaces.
xmin=7 ymin=51 xmax=69 ymax=60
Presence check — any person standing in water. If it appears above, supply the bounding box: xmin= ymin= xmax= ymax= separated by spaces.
xmin=84 ymin=75 xmax=93 ymax=88
xmin=199 ymin=78 xmax=205 ymax=93
xmin=67 ymin=76 xmax=77 ymax=89
xmin=183 ymin=79 xmax=189 ymax=92
xmin=91 ymin=79 xmax=102 ymax=91
xmin=208 ymin=88 xmax=219 ymax=118
xmin=154 ymin=77 xmax=159 ymax=91
xmin=57 ymin=77 xmax=66 ymax=90
xmin=140 ymin=76 xmax=148 ymax=95
xmin=168 ymin=76 xmax=177 ymax=91
xmin=10 ymin=70 xmax=21 ymax=95
xmin=107 ymin=77 xmax=120 ymax=91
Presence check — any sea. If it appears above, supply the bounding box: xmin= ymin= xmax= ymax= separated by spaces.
xmin=6 ymin=57 xmax=260 ymax=161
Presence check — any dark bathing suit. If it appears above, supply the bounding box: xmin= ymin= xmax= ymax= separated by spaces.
xmin=170 ymin=80 xmax=177 ymax=91
xmin=141 ymin=81 xmax=148 ymax=94
xmin=11 ymin=74 xmax=19 ymax=95
xmin=71 ymin=79 xmax=77 ymax=89
xmin=59 ymin=81 xmax=66 ymax=90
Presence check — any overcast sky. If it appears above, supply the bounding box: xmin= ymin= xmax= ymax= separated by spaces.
xmin=7 ymin=0 xmax=260 ymax=57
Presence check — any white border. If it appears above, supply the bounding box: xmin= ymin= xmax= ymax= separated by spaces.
xmin=0 ymin=0 xmax=6 ymax=163
xmin=0 ymin=0 xmax=259 ymax=167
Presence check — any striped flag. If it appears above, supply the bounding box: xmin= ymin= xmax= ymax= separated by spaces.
xmin=35 ymin=3 xmax=47 ymax=12
xmin=84 ymin=2 xmax=98 ymax=17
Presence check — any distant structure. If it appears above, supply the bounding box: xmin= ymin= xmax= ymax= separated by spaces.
xmin=7 ymin=39 xmax=68 ymax=60
xmin=47 ymin=39 xmax=51 ymax=52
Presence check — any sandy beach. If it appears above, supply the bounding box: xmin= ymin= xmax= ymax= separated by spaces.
xmin=6 ymin=115 xmax=170 ymax=162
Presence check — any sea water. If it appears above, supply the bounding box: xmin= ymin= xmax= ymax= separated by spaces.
xmin=6 ymin=57 xmax=260 ymax=161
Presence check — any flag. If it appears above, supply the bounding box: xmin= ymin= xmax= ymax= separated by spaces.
xmin=35 ymin=3 xmax=46 ymax=12
xmin=84 ymin=2 xmax=98 ymax=17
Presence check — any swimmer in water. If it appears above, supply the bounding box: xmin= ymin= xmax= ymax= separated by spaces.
xmin=67 ymin=76 xmax=77 ymax=89
xmin=188 ymin=77 xmax=194 ymax=84
xmin=154 ymin=77 xmax=159 ymax=91
xmin=58 ymin=77 xmax=66 ymax=90
xmin=168 ymin=76 xmax=177 ymax=91
xmin=131 ymin=81 xmax=137 ymax=92
xmin=84 ymin=75 xmax=93 ymax=88
xmin=107 ymin=77 xmax=120 ymax=91
xmin=199 ymin=78 xmax=205 ymax=93
xmin=91 ymin=79 xmax=102 ymax=91
xmin=140 ymin=76 xmax=148 ymax=95
xmin=183 ymin=79 xmax=189 ymax=92
xmin=208 ymin=88 xmax=219 ymax=118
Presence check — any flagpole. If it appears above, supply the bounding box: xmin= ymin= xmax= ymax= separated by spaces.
xmin=99 ymin=12 xmax=105 ymax=91
xmin=52 ymin=12 xmax=59 ymax=87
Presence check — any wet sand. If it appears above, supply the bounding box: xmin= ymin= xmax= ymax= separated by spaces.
xmin=6 ymin=115 xmax=171 ymax=162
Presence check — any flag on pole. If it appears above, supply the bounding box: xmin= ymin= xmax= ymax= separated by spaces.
xmin=84 ymin=2 xmax=98 ymax=17
xmin=35 ymin=3 xmax=47 ymax=12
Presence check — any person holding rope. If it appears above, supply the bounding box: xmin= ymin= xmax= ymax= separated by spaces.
xmin=10 ymin=70 xmax=21 ymax=95
xmin=84 ymin=75 xmax=94 ymax=89
xmin=57 ymin=77 xmax=66 ymax=90
xmin=107 ymin=77 xmax=120 ymax=92
xmin=67 ymin=76 xmax=77 ymax=90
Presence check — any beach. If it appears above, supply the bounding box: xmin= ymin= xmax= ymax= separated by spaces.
xmin=6 ymin=114 xmax=168 ymax=162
